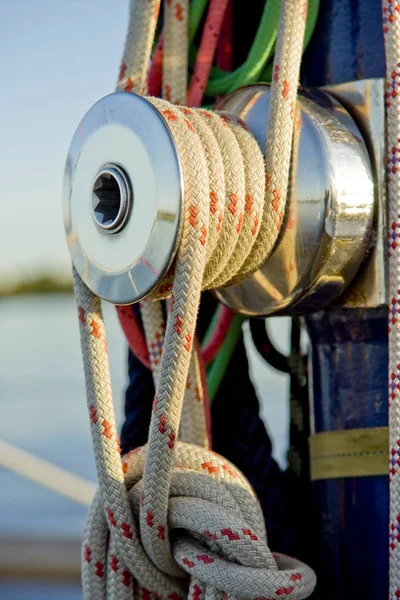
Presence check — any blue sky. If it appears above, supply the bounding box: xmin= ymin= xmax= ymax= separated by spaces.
xmin=0 ymin=1 xmax=129 ymax=281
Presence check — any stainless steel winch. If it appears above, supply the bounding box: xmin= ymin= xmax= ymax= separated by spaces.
xmin=63 ymin=83 xmax=377 ymax=315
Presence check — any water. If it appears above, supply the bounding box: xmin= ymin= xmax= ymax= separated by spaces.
xmin=0 ymin=294 xmax=290 ymax=598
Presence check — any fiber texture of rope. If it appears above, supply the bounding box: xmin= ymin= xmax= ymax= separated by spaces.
xmin=202 ymin=305 xmax=233 ymax=365
xmin=116 ymin=302 xmax=233 ymax=370
xmin=187 ymin=0 xmax=230 ymax=107
xmin=116 ymin=0 xmax=161 ymax=94
xmin=121 ymin=295 xmax=302 ymax=559
xmin=116 ymin=305 xmax=151 ymax=370
xmin=383 ymin=2 xmax=400 ymax=598
xmin=72 ymin=1 xmax=316 ymax=598
xmin=163 ymin=0 xmax=189 ymax=104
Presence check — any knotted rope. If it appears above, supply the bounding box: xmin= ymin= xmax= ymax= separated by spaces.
xmin=73 ymin=1 xmax=316 ymax=598
xmin=383 ymin=2 xmax=400 ymax=598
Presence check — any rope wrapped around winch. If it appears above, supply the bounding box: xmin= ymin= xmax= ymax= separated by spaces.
xmin=72 ymin=0 xmax=316 ymax=598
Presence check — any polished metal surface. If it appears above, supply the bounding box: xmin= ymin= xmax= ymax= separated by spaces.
xmin=91 ymin=166 xmax=131 ymax=233
xmin=324 ymin=79 xmax=386 ymax=308
xmin=215 ymin=84 xmax=375 ymax=316
xmin=63 ymin=92 xmax=183 ymax=305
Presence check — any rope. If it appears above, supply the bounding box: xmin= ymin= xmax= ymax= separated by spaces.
xmin=163 ymin=0 xmax=189 ymax=104
xmin=122 ymin=0 xmax=319 ymax=367
xmin=116 ymin=0 xmax=161 ymax=94
xmin=383 ymin=2 xmax=400 ymax=598
xmin=202 ymin=305 xmax=234 ymax=365
xmin=204 ymin=0 xmax=282 ymax=96
xmin=187 ymin=0 xmax=230 ymax=107
xmin=207 ymin=313 xmax=245 ymax=402
xmin=250 ymin=319 xmax=290 ymax=373
xmin=72 ymin=0 xmax=316 ymax=598
xmin=148 ymin=34 xmax=164 ymax=97
xmin=117 ymin=302 xmax=234 ymax=371
xmin=116 ymin=305 xmax=151 ymax=370
xmin=215 ymin=0 xmax=233 ymax=72
xmin=201 ymin=0 xmax=320 ymax=96
xmin=148 ymin=0 xmax=209 ymax=100
xmin=259 ymin=0 xmax=319 ymax=84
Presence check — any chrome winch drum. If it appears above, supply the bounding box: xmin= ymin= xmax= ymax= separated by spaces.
xmin=63 ymin=85 xmax=374 ymax=313
xmin=63 ymin=92 xmax=183 ymax=305
xmin=215 ymin=85 xmax=375 ymax=315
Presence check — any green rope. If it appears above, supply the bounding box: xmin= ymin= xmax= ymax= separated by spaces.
xmin=189 ymin=0 xmax=209 ymax=42
xmin=188 ymin=0 xmax=320 ymax=96
xmin=205 ymin=0 xmax=281 ymax=96
xmin=195 ymin=0 xmax=320 ymax=400
xmin=207 ymin=314 xmax=245 ymax=403
xmin=202 ymin=303 xmax=224 ymax=349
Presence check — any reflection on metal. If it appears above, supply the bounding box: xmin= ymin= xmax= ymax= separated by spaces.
xmin=64 ymin=85 xmax=377 ymax=313
xmin=63 ymin=92 xmax=183 ymax=305
xmin=215 ymin=84 xmax=375 ymax=316
xmin=324 ymin=79 xmax=387 ymax=308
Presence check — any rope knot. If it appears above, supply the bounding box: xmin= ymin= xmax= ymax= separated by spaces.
xmin=83 ymin=443 xmax=316 ymax=599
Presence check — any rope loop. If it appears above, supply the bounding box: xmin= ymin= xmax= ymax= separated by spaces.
xmin=83 ymin=443 xmax=316 ymax=599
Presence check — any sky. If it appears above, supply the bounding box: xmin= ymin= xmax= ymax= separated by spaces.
xmin=0 ymin=1 xmax=129 ymax=282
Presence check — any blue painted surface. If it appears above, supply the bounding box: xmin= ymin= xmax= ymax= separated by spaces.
xmin=302 ymin=0 xmax=385 ymax=86
xmin=306 ymin=309 xmax=388 ymax=599
xmin=301 ymin=3 xmax=389 ymax=596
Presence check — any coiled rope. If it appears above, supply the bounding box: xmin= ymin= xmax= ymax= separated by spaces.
xmin=383 ymin=2 xmax=400 ymax=598
xmin=73 ymin=0 xmax=316 ymax=598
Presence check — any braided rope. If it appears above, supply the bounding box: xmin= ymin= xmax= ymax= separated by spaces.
xmin=72 ymin=0 xmax=316 ymax=598
xmin=187 ymin=0 xmax=230 ymax=107
xmin=163 ymin=0 xmax=189 ymax=104
xmin=383 ymin=2 xmax=400 ymax=598
xmin=228 ymin=0 xmax=307 ymax=286
xmin=116 ymin=0 xmax=161 ymax=94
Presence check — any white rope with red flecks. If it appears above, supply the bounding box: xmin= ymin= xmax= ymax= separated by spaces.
xmin=73 ymin=1 xmax=316 ymax=598
xmin=383 ymin=2 xmax=400 ymax=599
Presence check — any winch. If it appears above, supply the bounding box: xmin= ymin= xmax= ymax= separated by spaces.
xmin=63 ymin=93 xmax=182 ymax=305
xmin=60 ymin=1 xmax=397 ymax=599
xmin=64 ymin=83 xmax=375 ymax=314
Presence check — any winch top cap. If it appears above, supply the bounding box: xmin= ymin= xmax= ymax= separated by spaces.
xmin=63 ymin=92 xmax=183 ymax=305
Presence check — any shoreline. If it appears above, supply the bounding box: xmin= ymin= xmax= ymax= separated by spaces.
xmin=0 ymin=277 xmax=73 ymax=298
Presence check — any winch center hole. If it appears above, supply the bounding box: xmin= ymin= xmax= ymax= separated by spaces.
xmin=92 ymin=167 xmax=130 ymax=232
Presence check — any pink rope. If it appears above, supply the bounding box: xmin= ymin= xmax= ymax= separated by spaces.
xmin=116 ymin=305 xmax=151 ymax=370
xmin=119 ymin=1 xmax=234 ymax=379
xmin=148 ymin=34 xmax=164 ymax=97
xmin=118 ymin=302 xmax=234 ymax=371
xmin=187 ymin=0 xmax=230 ymax=107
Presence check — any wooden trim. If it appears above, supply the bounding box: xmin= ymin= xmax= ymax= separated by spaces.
xmin=309 ymin=426 xmax=388 ymax=481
